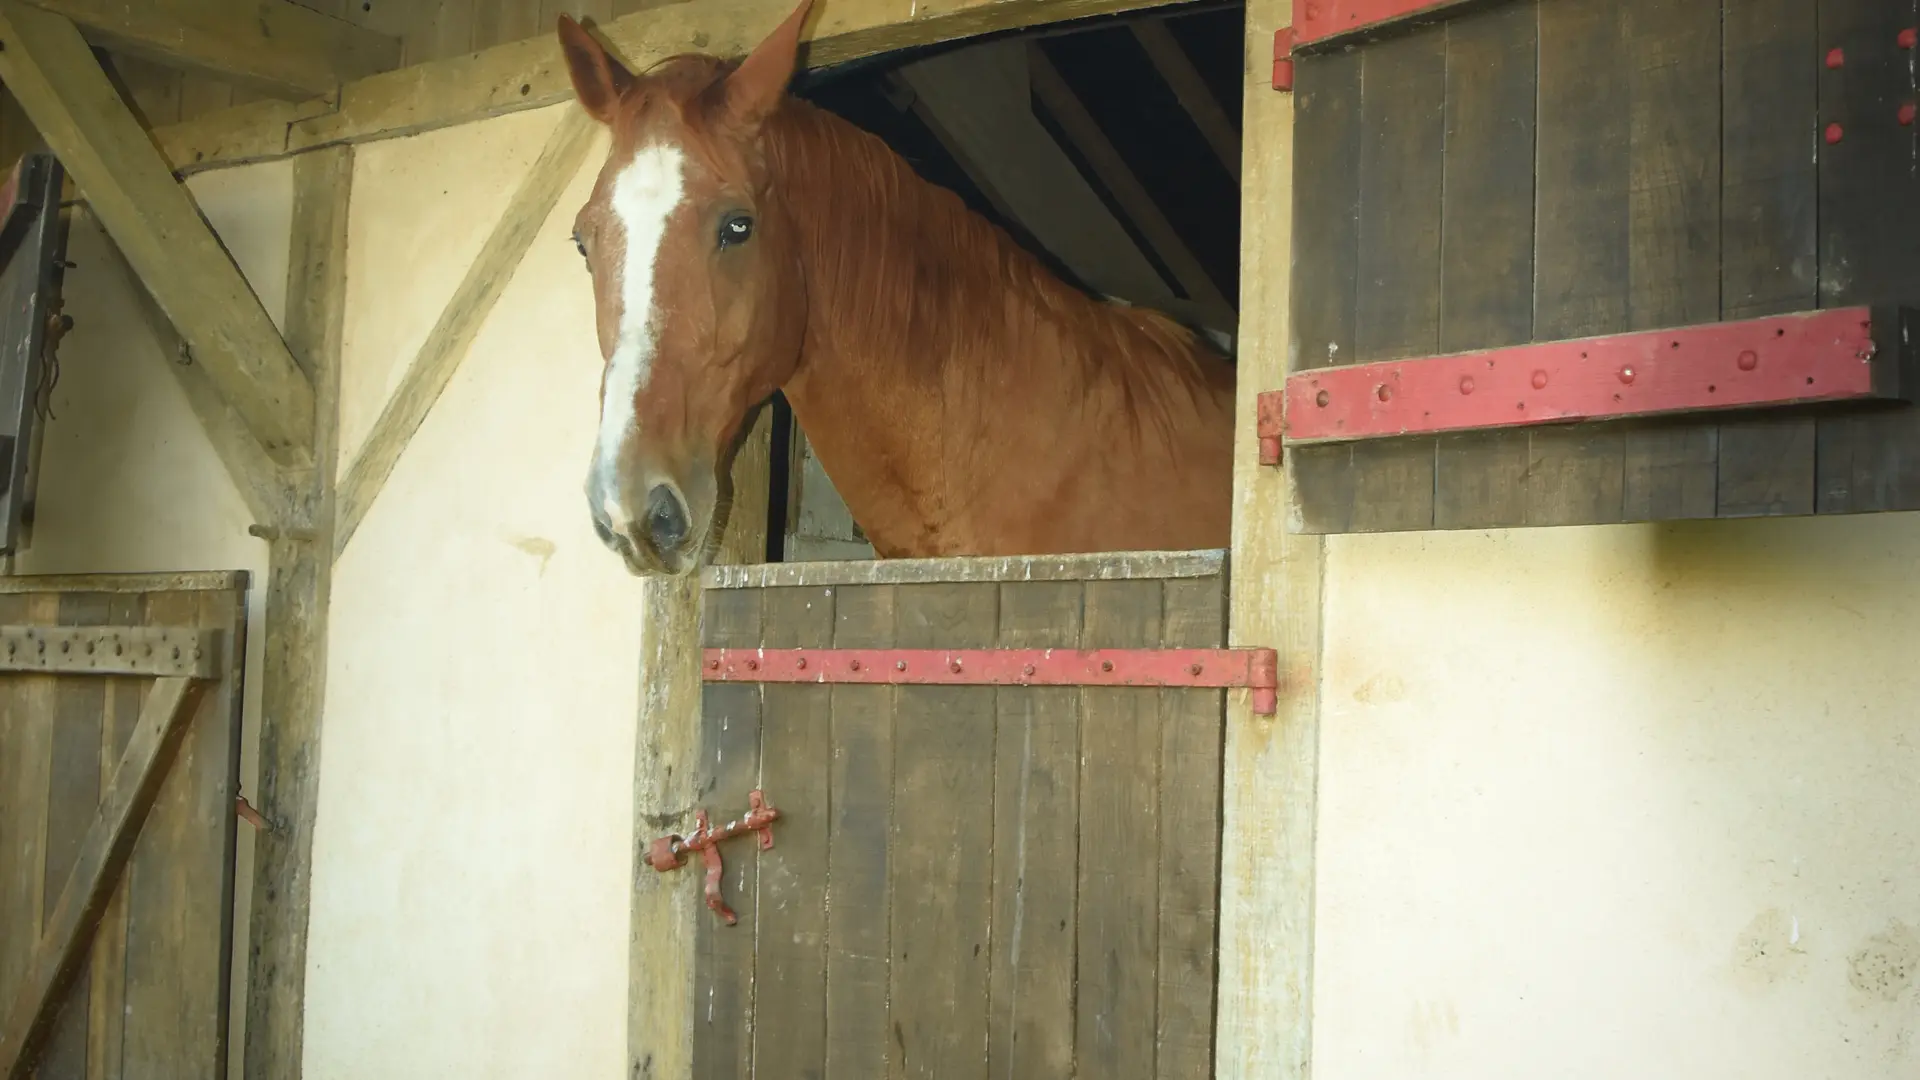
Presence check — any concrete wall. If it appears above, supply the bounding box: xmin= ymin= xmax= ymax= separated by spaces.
xmin=1313 ymin=515 xmax=1920 ymax=1078
xmin=304 ymin=102 xmax=641 ymax=1080
xmin=20 ymin=161 xmax=288 ymax=1079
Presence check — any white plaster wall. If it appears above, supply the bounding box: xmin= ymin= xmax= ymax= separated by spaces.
xmin=304 ymin=103 xmax=640 ymax=1080
xmin=1314 ymin=514 xmax=1920 ymax=1078
xmin=21 ymin=161 xmax=289 ymax=1079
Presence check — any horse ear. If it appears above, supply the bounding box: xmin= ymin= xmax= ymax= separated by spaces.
xmin=558 ymin=15 xmax=635 ymax=124
xmin=720 ymin=0 xmax=816 ymax=130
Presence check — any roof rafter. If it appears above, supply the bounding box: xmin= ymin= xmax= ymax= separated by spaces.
xmin=26 ymin=0 xmax=400 ymax=99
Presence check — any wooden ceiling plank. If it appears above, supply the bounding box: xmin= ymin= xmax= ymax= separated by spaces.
xmin=153 ymin=0 xmax=1202 ymax=176
xmin=0 ymin=1 xmax=317 ymax=465
xmin=1130 ymin=18 xmax=1239 ymax=183
xmin=27 ymin=0 xmax=401 ymax=99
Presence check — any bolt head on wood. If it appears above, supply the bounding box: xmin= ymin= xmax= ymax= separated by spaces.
xmin=1900 ymin=27 xmax=1917 ymax=48
xmin=1901 ymin=102 xmax=1917 ymax=126
xmin=1826 ymin=122 xmax=1844 ymax=144
xmin=1826 ymin=46 xmax=1845 ymax=68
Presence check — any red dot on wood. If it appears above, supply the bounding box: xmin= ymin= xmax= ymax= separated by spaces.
xmin=1825 ymin=122 xmax=1844 ymax=144
xmin=1901 ymin=102 xmax=1917 ymax=126
xmin=1530 ymin=370 xmax=1548 ymax=390
xmin=1737 ymin=350 xmax=1759 ymax=371
xmin=1826 ymin=46 xmax=1845 ymax=68
xmin=1899 ymin=27 xmax=1917 ymax=48
xmin=1459 ymin=375 xmax=1475 ymax=395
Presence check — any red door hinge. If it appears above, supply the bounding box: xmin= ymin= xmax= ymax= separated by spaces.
xmin=644 ymin=789 xmax=780 ymax=925
xmin=1273 ymin=27 xmax=1296 ymax=91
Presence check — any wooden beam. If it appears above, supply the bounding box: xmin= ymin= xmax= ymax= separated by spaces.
xmin=1027 ymin=42 xmax=1235 ymax=326
xmin=25 ymin=0 xmax=401 ymax=99
xmin=1215 ymin=0 xmax=1320 ymax=1076
xmin=152 ymin=0 xmax=1201 ymax=176
xmin=0 ymin=2 xmax=317 ymax=465
xmin=244 ymin=143 xmax=352 ymax=1080
xmin=896 ymin=39 xmax=1178 ymax=307
xmin=0 ymin=676 xmax=201 ymax=1080
xmin=332 ymin=108 xmax=596 ymax=561
xmin=80 ymin=208 xmax=290 ymax=527
xmin=1130 ymin=18 xmax=1240 ymax=182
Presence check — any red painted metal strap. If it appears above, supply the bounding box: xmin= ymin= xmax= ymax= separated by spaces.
xmin=704 ymin=647 xmax=1280 ymax=714
xmin=1294 ymin=0 xmax=1468 ymax=47
xmin=1272 ymin=27 xmax=1296 ymax=91
xmin=1260 ymin=306 xmax=1907 ymax=449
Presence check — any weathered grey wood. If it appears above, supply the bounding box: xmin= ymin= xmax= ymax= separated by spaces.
xmin=0 ymin=1 xmax=316 ymax=465
xmin=334 ymin=109 xmax=596 ymax=560
xmin=693 ymin=587 xmax=763 ymax=1079
xmin=1076 ymin=579 xmax=1161 ymax=1080
xmin=823 ymin=584 xmax=896 ymax=1078
xmin=0 ymin=593 xmax=57 ymax=1022
xmin=1154 ymin=577 xmax=1225 ymax=1080
xmin=245 ymin=144 xmax=352 ymax=1080
xmin=85 ymin=602 xmax=143 ymax=1080
xmin=0 ymin=676 xmax=198 ymax=1080
xmin=751 ymin=586 xmax=833 ymax=1078
xmin=28 ymin=0 xmax=399 ymax=98
xmin=987 ymin=581 xmax=1082 ymax=1078
xmin=704 ymin=549 xmax=1226 ymax=589
xmin=0 ymin=573 xmax=246 ymax=595
xmin=889 ymin=582 xmax=997 ymax=1079
xmin=0 ymin=626 xmax=221 ymax=678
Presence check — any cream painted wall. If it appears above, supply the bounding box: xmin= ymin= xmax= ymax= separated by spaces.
xmin=1314 ymin=515 xmax=1920 ymax=1078
xmin=21 ymin=161 xmax=289 ymax=1079
xmin=304 ymin=103 xmax=640 ymax=1079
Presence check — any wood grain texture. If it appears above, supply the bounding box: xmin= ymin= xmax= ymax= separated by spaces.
xmin=0 ymin=1 xmax=316 ymax=465
xmin=824 ymin=583 xmax=896 ymax=1079
xmin=752 ymin=585 xmax=833 ymax=1079
xmin=887 ymin=582 xmax=996 ymax=1080
xmin=0 ymin=677 xmax=200 ymax=1080
xmin=244 ymin=144 xmax=351 ymax=1080
xmin=694 ymin=586 xmax=764 ymax=1080
xmin=1218 ymin=0 xmax=1321 ymax=1072
xmin=333 ymin=108 xmax=595 ymax=559
xmin=1076 ymin=579 xmax=1161 ymax=1080
xmin=706 ymin=549 xmax=1226 ymax=590
xmin=0 ymin=593 xmax=58 ymax=1010
xmin=1432 ymin=1 xmax=1535 ymax=528
xmin=1153 ymin=578 xmax=1224 ymax=1080
xmin=1813 ymin=0 xmax=1920 ymax=514
xmin=987 ymin=582 xmax=1081 ymax=1079
xmin=84 ymin=602 xmax=142 ymax=1080
xmin=26 ymin=0 xmax=401 ymax=98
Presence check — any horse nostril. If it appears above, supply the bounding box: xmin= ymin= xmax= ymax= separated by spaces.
xmin=646 ymin=485 xmax=690 ymax=552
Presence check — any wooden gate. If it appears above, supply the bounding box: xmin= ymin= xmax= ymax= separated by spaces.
xmin=0 ymin=572 xmax=249 ymax=1080
xmin=678 ymin=551 xmax=1231 ymax=1079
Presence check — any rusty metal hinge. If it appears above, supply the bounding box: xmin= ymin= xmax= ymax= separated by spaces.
xmin=1273 ymin=27 xmax=1296 ymax=92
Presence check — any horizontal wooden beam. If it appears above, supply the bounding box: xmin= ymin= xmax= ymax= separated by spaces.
xmin=1291 ymin=0 xmax=1478 ymax=48
xmin=1259 ymin=306 xmax=1910 ymax=458
xmin=0 ymin=1 xmax=317 ymax=464
xmin=152 ymin=0 xmax=1199 ymax=176
xmin=26 ymin=0 xmax=400 ymax=98
xmin=0 ymin=676 xmax=202 ymax=1080
xmin=0 ymin=625 xmax=223 ymax=677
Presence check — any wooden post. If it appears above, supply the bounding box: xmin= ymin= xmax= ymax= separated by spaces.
xmin=245 ymin=144 xmax=352 ymax=1080
xmin=1216 ymin=0 xmax=1323 ymax=1077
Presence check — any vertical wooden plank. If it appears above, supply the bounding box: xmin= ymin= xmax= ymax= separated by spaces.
xmin=1814 ymin=0 xmax=1920 ymax=514
xmin=824 ymin=585 xmax=895 ymax=1080
xmin=889 ymin=582 xmax=996 ymax=1080
xmin=247 ymin=143 xmax=351 ymax=1080
xmin=422 ymin=0 xmax=478 ymax=62
xmin=1076 ymin=579 xmax=1162 ymax=1080
xmin=987 ymin=581 xmax=1082 ymax=1080
xmin=86 ymin=597 xmax=142 ymax=1080
xmin=1529 ymin=0 xmax=1630 ymax=525
xmin=35 ymin=593 xmax=113 ymax=1077
xmin=752 ymin=585 xmax=833 ymax=1079
xmin=693 ymin=587 xmax=763 ymax=1080
xmin=123 ymin=588 xmax=246 ymax=1079
xmin=1153 ymin=577 xmax=1225 ymax=1080
xmin=0 ymin=594 xmax=56 ymax=1010
xmin=1434 ymin=2 xmax=1536 ymax=529
xmin=1716 ymin=175 xmax=1822 ymax=516
xmin=1287 ymin=46 xmax=1361 ymax=533
xmin=1618 ymin=0 xmax=1721 ymax=520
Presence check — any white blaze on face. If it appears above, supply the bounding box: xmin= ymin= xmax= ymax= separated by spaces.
xmin=593 ymin=142 xmax=687 ymax=535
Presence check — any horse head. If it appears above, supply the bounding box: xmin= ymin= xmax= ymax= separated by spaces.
xmin=558 ymin=0 xmax=814 ymax=576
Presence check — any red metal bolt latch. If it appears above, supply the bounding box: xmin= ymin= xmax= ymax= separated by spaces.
xmin=1826 ymin=123 xmax=1844 ymax=144
xmin=644 ymin=790 xmax=779 ymax=926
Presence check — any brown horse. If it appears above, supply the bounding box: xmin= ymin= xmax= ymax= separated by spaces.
xmin=557 ymin=1 xmax=1236 ymax=576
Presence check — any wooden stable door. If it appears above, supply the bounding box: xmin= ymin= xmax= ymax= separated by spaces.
xmin=687 ymin=554 xmax=1229 ymax=1079
xmin=0 ymin=573 xmax=248 ymax=1080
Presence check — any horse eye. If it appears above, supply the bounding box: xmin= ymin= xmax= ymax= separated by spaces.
xmin=719 ymin=214 xmax=753 ymax=249
xmin=572 ymin=232 xmax=588 ymax=260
